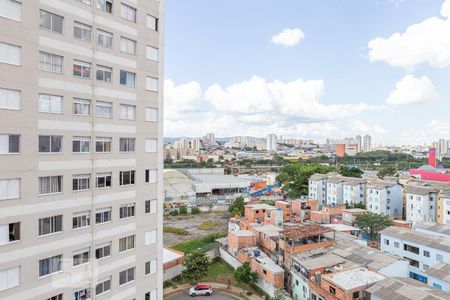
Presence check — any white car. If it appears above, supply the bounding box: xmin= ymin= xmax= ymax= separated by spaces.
xmin=189 ymin=284 xmax=213 ymax=296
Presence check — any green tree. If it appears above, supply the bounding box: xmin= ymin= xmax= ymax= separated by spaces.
xmin=272 ymin=289 xmax=286 ymax=300
xmin=225 ymin=166 xmax=232 ymax=175
xmin=377 ymin=165 xmax=397 ymax=178
xmin=276 ymin=171 xmax=290 ymax=183
xmin=233 ymin=262 xmax=259 ymax=288
xmin=229 ymin=196 xmax=245 ymax=216
xmin=191 ymin=207 xmax=201 ymax=215
xmin=354 ymin=212 xmax=392 ymax=241
xmin=279 ymin=164 xmax=335 ymax=197
xmin=169 ymin=209 xmax=179 ymax=216
xmin=338 ymin=166 xmax=363 ymax=178
xmin=182 ymin=250 xmax=210 ymax=283
xmin=179 ymin=206 xmax=188 ymax=215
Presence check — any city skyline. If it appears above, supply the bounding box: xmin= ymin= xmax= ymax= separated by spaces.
xmin=164 ymin=0 xmax=450 ymax=145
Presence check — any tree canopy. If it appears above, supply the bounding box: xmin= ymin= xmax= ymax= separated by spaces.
xmin=182 ymin=250 xmax=210 ymax=283
xmin=228 ymin=196 xmax=245 ymax=216
xmin=377 ymin=165 xmax=397 ymax=178
xmin=233 ymin=262 xmax=259 ymax=287
xmin=354 ymin=212 xmax=392 ymax=241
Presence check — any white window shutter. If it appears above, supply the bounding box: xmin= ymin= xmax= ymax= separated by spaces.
xmin=8 ymin=179 xmax=19 ymax=199
xmin=150 ymin=289 xmax=157 ymax=300
xmin=0 ymin=224 xmax=9 ymax=245
xmin=145 ymin=230 xmax=156 ymax=245
xmin=150 ymin=260 xmax=156 ymax=274
xmin=0 ymin=135 xmax=8 ymax=154
xmin=146 ymin=77 xmax=158 ymax=92
xmin=145 ymin=108 xmax=157 ymax=122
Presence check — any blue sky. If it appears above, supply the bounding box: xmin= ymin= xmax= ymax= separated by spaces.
xmin=164 ymin=0 xmax=450 ymax=145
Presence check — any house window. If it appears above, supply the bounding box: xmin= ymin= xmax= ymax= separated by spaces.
xmin=145 ymin=107 xmax=158 ymax=122
xmin=96 ymin=65 xmax=112 ymax=82
xmin=74 ymin=21 xmax=91 ymax=42
xmin=38 ymin=94 xmax=62 ymax=113
xmin=72 ymin=174 xmax=90 ymax=191
xmin=73 ymin=287 xmax=90 ymax=300
xmin=329 ymin=286 xmax=336 ymax=295
xmin=72 ymin=136 xmax=90 ymax=153
xmin=95 ymin=137 xmax=111 ymax=153
xmin=0 ymin=134 xmax=19 ymax=154
xmin=95 ymin=207 xmax=111 ymax=224
xmin=0 ymin=0 xmax=22 ymax=22
xmin=45 ymin=294 xmax=63 ymax=300
xmin=119 ymin=235 xmax=135 ymax=252
xmin=145 ymin=169 xmax=157 ymax=183
xmin=145 ymin=199 xmax=157 ymax=214
xmin=73 ymin=60 xmax=91 ymax=78
xmin=146 ymin=14 xmax=158 ymax=30
xmin=96 ymin=29 xmax=112 ymax=48
xmin=0 ymin=42 xmax=20 ymax=65
xmin=0 ymin=222 xmax=20 ymax=245
xmin=119 ymin=138 xmax=135 ymax=152
xmin=146 ymin=46 xmax=158 ymax=61
xmin=72 ymin=211 xmax=90 ymax=229
xmin=38 ymin=215 xmax=62 ymax=236
xmin=120 ymin=70 xmax=136 ymax=87
xmin=145 ymin=290 xmax=157 ymax=300
xmin=119 ymin=267 xmax=135 ymax=285
xmin=96 ymin=0 xmax=113 ymax=13
xmin=96 ymin=172 xmax=112 ymax=188
xmin=120 ymin=104 xmax=136 ymax=120
xmin=145 ymin=139 xmax=157 ymax=153
xmin=73 ymin=98 xmax=90 ymax=116
xmin=384 ymin=239 xmax=389 ymax=245
xmin=39 ymin=52 xmax=63 ymax=73
xmin=95 ymin=276 xmax=111 ymax=295
xmin=120 ymin=4 xmax=136 ymax=22
xmin=436 ymin=254 xmax=444 ymax=262
xmin=0 ymin=266 xmax=20 ymax=291
xmin=119 ymin=170 xmax=135 ymax=185
xmin=146 ymin=76 xmax=158 ymax=91
xmin=433 ymin=283 xmax=442 ymax=290
xmin=39 ymin=254 xmax=62 ymax=277
xmin=39 ymin=10 xmax=63 ymax=33
xmin=145 ymin=260 xmax=157 ymax=275
xmin=77 ymin=0 xmax=91 ymax=5
xmin=0 ymin=88 xmax=20 ymax=110
xmin=120 ymin=37 xmax=136 ymax=54
xmin=119 ymin=203 xmax=135 ymax=219
xmin=145 ymin=230 xmax=156 ymax=245
xmin=394 ymin=241 xmax=399 ymax=248
xmin=73 ymin=247 xmax=90 ymax=266
xmin=38 ymin=135 xmax=62 ymax=153
xmin=95 ymin=101 xmax=112 ymax=118
xmin=423 ymin=250 xmax=430 ymax=258
xmin=95 ymin=242 xmax=111 ymax=259
xmin=39 ymin=176 xmax=62 ymax=195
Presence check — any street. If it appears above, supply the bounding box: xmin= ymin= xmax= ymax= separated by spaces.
xmin=165 ymin=291 xmax=240 ymax=300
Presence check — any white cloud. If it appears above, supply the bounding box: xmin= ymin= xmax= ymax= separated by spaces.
xmin=271 ymin=28 xmax=305 ymax=47
xmin=385 ymin=75 xmax=440 ymax=106
xmin=368 ymin=1 xmax=450 ymax=70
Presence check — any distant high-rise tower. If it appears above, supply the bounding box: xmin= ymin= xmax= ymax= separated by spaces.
xmin=355 ymin=135 xmax=362 ymax=153
xmin=206 ymin=132 xmax=216 ymax=145
xmin=439 ymin=139 xmax=446 ymax=155
xmin=266 ymin=134 xmax=278 ymax=152
xmin=363 ymin=134 xmax=372 ymax=152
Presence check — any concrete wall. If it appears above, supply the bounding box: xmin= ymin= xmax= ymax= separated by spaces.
xmin=163 ymin=264 xmax=183 ymax=281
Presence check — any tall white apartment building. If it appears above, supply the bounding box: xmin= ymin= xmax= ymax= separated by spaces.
xmin=308 ymin=174 xmax=328 ymax=206
xmin=326 ymin=177 xmax=345 ymax=206
xmin=0 ymin=0 xmax=164 ymax=299
xmin=266 ymin=134 xmax=277 ymax=153
xmin=342 ymin=178 xmax=366 ymax=207
xmin=405 ymin=186 xmax=438 ymax=226
xmin=366 ymin=180 xmax=402 ymax=217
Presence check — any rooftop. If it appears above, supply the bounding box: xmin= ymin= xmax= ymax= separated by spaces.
xmin=342 ymin=178 xmax=366 ymax=186
xmin=342 ymin=208 xmax=368 ymax=213
xmin=426 ymin=263 xmax=450 ymax=282
xmin=322 ymin=223 xmax=362 ymax=232
xmin=190 ymin=174 xmax=253 ymax=193
xmin=323 ymin=267 xmax=385 ymax=290
xmin=246 ymin=203 xmax=277 ymax=211
xmin=230 ymin=230 xmax=255 ymax=237
xmin=405 ymin=185 xmax=439 ymax=195
xmin=415 ymin=221 xmax=450 ymax=238
xmin=309 ymin=173 xmax=328 ymax=181
xmin=281 ymin=224 xmax=334 ymax=240
xmin=294 ymin=253 xmax=356 ymax=271
xmin=367 ymin=179 xmax=398 ymax=189
xmin=253 ymin=256 xmax=284 ymax=273
xmin=251 ymin=224 xmax=283 ymax=237
xmin=163 ymin=248 xmax=184 ymax=264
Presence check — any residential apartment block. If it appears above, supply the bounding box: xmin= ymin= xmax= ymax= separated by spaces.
xmin=405 ymin=185 xmax=439 ymax=225
xmin=366 ymin=180 xmax=403 ymax=218
xmin=0 ymin=0 xmax=164 ymax=299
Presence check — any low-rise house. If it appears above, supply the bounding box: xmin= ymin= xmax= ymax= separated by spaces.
xmin=276 ymin=200 xmax=292 ymax=222
xmin=251 ymin=255 xmax=285 ymax=289
xmin=366 ymin=180 xmax=403 ymax=217
xmin=426 ymin=262 xmax=450 ymax=292
xmin=323 ymin=223 xmax=362 ymax=237
xmin=341 ymin=208 xmax=367 ymax=226
xmin=291 ymin=199 xmax=317 ymax=221
xmin=342 ymin=178 xmax=366 ymax=207
xmin=415 ymin=221 xmax=450 ymax=239
xmin=228 ymin=230 xmax=256 ymax=256
xmin=405 ymin=185 xmax=439 ymax=225
xmin=310 ymin=205 xmax=345 ymax=224
xmin=163 ymin=248 xmax=185 ymax=281
xmin=244 ymin=203 xmax=277 ymax=224
xmin=251 ymin=224 xmax=283 ymax=255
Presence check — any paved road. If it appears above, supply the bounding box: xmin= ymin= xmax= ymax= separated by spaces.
xmin=166 ymin=291 xmax=240 ymax=300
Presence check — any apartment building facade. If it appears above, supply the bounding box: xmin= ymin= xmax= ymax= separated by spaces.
xmin=366 ymin=181 xmax=402 ymax=218
xmin=0 ymin=0 xmax=164 ymax=299
xmin=405 ymin=186 xmax=438 ymax=225
xmin=308 ymin=174 xmax=327 ymax=206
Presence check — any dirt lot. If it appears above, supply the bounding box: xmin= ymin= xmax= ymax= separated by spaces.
xmin=163 ymin=211 xmax=230 ymax=247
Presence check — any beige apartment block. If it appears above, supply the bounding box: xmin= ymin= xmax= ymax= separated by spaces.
xmin=0 ymin=0 xmax=164 ymax=299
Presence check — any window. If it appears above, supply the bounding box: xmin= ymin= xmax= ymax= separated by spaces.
xmin=38 ymin=94 xmax=62 ymax=113
xmin=146 ymin=76 xmax=158 ymax=91
xmin=0 ymin=266 xmax=20 ymax=291
xmin=145 ymin=290 xmax=157 ymax=300
xmin=72 ymin=136 xmax=90 ymax=153
xmin=97 ymin=0 xmax=113 ymax=13
xmin=39 ymin=176 xmax=62 ymax=195
xmin=119 ymin=235 xmax=135 ymax=252
xmin=145 ymin=139 xmax=157 ymax=153
xmin=38 ymin=135 xmax=62 ymax=153
xmin=77 ymin=0 xmax=91 ymax=5
xmin=119 ymin=203 xmax=135 ymax=219
xmin=39 ymin=215 xmax=62 ymax=236
xmin=0 ymin=134 xmax=19 ymax=154
xmin=39 ymin=10 xmax=63 ymax=33
xmin=436 ymin=254 xmax=444 ymax=262
xmin=119 ymin=170 xmax=135 ymax=186
xmin=95 ymin=277 xmax=111 ymax=295
xmin=145 ymin=260 xmax=157 ymax=275
xmin=423 ymin=264 xmax=429 ymax=271
xmin=120 ymin=4 xmax=136 ymax=22
xmin=96 ymin=65 xmax=112 ymax=82
xmin=95 ymin=207 xmax=111 ymax=224
xmin=423 ymin=250 xmax=430 ymax=258
xmin=72 ymin=211 xmax=90 ymax=229
xmin=95 ymin=137 xmax=111 ymax=153
xmin=73 ymin=247 xmax=90 ymax=266
xmin=119 ymin=267 xmax=135 ymax=285
xmin=146 ymin=14 xmax=158 ymax=31
xmin=73 ymin=287 xmax=90 ymax=300
xmin=95 ymin=101 xmax=112 ymax=118
xmin=433 ymin=283 xmax=442 ymax=290
xmin=145 ymin=107 xmax=158 ymax=122
xmin=0 ymin=0 xmax=21 ymax=22
xmin=73 ymin=98 xmax=90 ymax=116
xmin=95 ymin=242 xmax=111 ymax=259
xmin=384 ymin=239 xmax=389 ymax=246
xmin=145 ymin=199 xmax=157 ymax=214
xmin=120 ymin=104 xmax=136 ymax=120
xmin=96 ymin=172 xmax=112 ymax=188
xmin=120 ymin=70 xmax=136 ymax=87
xmin=394 ymin=241 xmax=399 ymax=248
xmin=73 ymin=60 xmax=91 ymax=78
xmin=39 ymin=254 xmax=62 ymax=277
xmin=74 ymin=21 xmax=91 ymax=41
xmin=0 ymin=222 xmax=19 ymax=245
xmin=146 ymin=46 xmax=158 ymax=61
xmin=329 ymin=286 xmax=336 ymax=295
xmin=145 ymin=230 xmax=156 ymax=245
xmin=45 ymin=294 xmax=63 ymax=300
xmin=73 ymin=174 xmax=90 ymax=191
xmin=0 ymin=42 xmax=20 ymax=66
xmin=0 ymin=88 xmax=20 ymax=110
xmin=39 ymin=51 xmax=63 ymax=73
xmin=119 ymin=138 xmax=135 ymax=152
xmin=145 ymin=169 xmax=157 ymax=183
xmin=97 ymin=29 xmax=112 ymax=48
xmin=120 ymin=37 xmax=136 ymax=55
